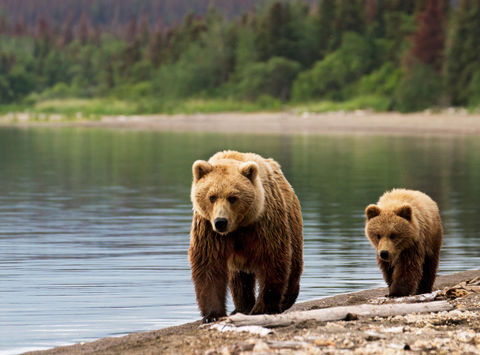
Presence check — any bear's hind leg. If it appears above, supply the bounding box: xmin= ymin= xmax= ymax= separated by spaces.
xmin=229 ymin=271 xmax=256 ymax=315
xmin=250 ymin=264 xmax=288 ymax=315
xmin=281 ymin=254 xmax=302 ymax=311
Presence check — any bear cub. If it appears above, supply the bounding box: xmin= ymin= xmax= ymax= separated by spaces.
xmin=189 ymin=150 xmax=303 ymax=323
xmin=365 ymin=188 xmax=443 ymax=297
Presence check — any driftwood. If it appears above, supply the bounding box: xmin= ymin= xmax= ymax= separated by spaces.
xmin=226 ymin=301 xmax=453 ymax=328
xmin=369 ymin=290 xmax=441 ymax=304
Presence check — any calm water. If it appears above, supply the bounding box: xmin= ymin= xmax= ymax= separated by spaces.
xmin=1 ymin=127 xmax=479 ymax=354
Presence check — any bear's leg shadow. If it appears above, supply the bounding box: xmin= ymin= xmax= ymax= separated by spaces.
xmin=191 ymin=261 xmax=228 ymax=323
xmin=228 ymin=271 xmax=256 ymax=315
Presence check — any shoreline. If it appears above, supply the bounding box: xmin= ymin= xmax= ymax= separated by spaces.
xmin=26 ymin=269 xmax=480 ymax=355
xmin=2 ymin=111 xmax=480 ymax=136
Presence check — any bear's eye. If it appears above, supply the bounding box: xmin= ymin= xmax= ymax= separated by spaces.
xmin=227 ymin=196 xmax=238 ymax=204
xmin=209 ymin=195 xmax=217 ymax=203
xmin=390 ymin=233 xmax=397 ymax=240
xmin=376 ymin=234 xmax=381 ymax=240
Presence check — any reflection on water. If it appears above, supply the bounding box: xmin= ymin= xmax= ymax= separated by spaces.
xmin=0 ymin=128 xmax=479 ymax=353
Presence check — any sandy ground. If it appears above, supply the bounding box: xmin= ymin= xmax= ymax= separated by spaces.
xmin=2 ymin=111 xmax=480 ymax=135
xmin=25 ymin=269 xmax=480 ymax=355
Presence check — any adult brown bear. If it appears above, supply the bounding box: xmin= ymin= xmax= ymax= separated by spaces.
xmin=189 ymin=150 xmax=303 ymax=323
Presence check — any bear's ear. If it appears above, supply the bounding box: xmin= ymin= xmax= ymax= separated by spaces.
xmin=395 ymin=204 xmax=412 ymax=221
xmin=192 ymin=160 xmax=212 ymax=182
xmin=239 ymin=161 xmax=258 ymax=183
xmin=365 ymin=204 xmax=381 ymax=220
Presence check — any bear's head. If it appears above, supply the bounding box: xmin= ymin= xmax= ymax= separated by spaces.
xmin=364 ymin=204 xmax=418 ymax=264
xmin=191 ymin=158 xmax=265 ymax=235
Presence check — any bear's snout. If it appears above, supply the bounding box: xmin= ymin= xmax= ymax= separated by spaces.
xmin=379 ymin=250 xmax=389 ymax=261
xmin=214 ymin=217 xmax=228 ymax=233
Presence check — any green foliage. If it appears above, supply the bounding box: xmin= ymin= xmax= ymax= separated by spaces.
xmin=256 ymin=2 xmax=297 ymax=61
xmin=235 ymin=57 xmax=301 ymax=101
xmin=445 ymin=1 xmax=480 ymax=106
xmin=291 ymin=32 xmax=376 ymax=101
xmin=394 ymin=61 xmax=443 ymax=113
xmin=0 ymin=0 xmax=478 ymax=113
xmin=467 ymin=69 xmax=480 ymax=109
xmin=353 ymin=62 xmax=402 ymax=97
xmin=315 ymin=0 xmax=336 ymax=57
xmin=293 ymin=95 xmax=391 ymax=113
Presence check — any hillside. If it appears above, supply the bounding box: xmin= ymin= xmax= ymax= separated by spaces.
xmin=0 ymin=0 xmax=316 ymax=28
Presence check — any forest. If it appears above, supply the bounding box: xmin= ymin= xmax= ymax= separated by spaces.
xmin=0 ymin=0 xmax=479 ymax=114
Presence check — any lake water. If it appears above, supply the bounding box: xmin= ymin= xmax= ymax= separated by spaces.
xmin=0 ymin=127 xmax=479 ymax=354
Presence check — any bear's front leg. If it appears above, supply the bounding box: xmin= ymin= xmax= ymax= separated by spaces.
xmin=377 ymin=258 xmax=393 ymax=286
xmin=191 ymin=261 xmax=228 ymax=323
xmin=389 ymin=249 xmax=423 ymax=297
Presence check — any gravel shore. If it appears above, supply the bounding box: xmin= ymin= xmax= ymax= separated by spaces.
xmin=2 ymin=111 xmax=480 ymax=136
xmin=26 ymin=269 xmax=480 ymax=355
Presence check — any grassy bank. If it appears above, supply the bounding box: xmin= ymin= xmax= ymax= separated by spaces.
xmin=0 ymin=95 xmax=397 ymax=120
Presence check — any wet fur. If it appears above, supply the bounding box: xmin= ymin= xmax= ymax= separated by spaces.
xmin=189 ymin=151 xmax=303 ymax=323
xmin=365 ymin=189 xmax=443 ymax=297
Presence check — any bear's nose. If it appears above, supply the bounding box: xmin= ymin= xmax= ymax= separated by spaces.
xmin=379 ymin=250 xmax=389 ymax=260
xmin=214 ymin=218 xmax=228 ymax=233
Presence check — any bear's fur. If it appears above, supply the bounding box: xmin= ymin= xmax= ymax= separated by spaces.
xmin=364 ymin=188 xmax=443 ymax=297
xmin=189 ymin=150 xmax=303 ymax=323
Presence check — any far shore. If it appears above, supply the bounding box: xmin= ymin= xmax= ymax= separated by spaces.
xmin=26 ymin=269 xmax=480 ymax=355
xmin=2 ymin=110 xmax=480 ymax=135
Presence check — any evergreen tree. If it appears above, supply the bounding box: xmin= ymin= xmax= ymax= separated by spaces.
xmin=256 ymin=2 xmax=298 ymax=61
xmin=125 ymin=16 xmax=137 ymax=43
xmin=138 ymin=12 xmax=150 ymax=45
xmin=445 ymin=0 xmax=480 ymax=105
xmin=335 ymin=0 xmax=366 ymax=36
xmin=78 ymin=12 xmax=90 ymax=45
xmin=410 ymin=0 xmax=445 ymax=72
xmin=60 ymin=13 xmax=74 ymax=47
xmin=315 ymin=0 xmax=336 ymax=58
xmin=148 ymin=27 xmax=166 ymax=67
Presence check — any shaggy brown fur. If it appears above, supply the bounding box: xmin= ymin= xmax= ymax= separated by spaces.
xmin=365 ymin=189 xmax=443 ymax=297
xmin=189 ymin=150 xmax=303 ymax=323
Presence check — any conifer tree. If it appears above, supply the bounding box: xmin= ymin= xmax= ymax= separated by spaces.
xmin=335 ymin=0 xmax=366 ymax=36
xmin=316 ymin=0 xmax=335 ymax=58
xmin=138 ymin=12 xmax=150 ymax=45
xmin=78 ymin=12 xmax=90 ymax=45
xmin=410 ymin=0 xmax=444 ymax=72
xmin=445 ymin=0 xmax=480 ymax=105
xmin=256 ymin=2 xmax=297 ymax=61
xmin=60 ymin=13 xmax=74 ymax=47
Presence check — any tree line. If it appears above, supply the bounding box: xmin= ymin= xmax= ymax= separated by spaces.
xmin=0 ymin=0 xmax=479 ymax=112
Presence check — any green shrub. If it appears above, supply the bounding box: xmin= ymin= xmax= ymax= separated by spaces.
xmin=394 ymin=62 xmax=443 ymax=113
xmin=467 ymin=69 xmax=480 ymax=109
xmin=235 ymin=57 xmax=301 ymax=101
xmin=353 ymin=62 xmax=402 ymax=97
xmin=291 ymin=32 xmax=376 ymax=101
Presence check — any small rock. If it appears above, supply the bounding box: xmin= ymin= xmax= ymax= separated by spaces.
xmin=252 ymin=340 xmax=270 ymax=352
